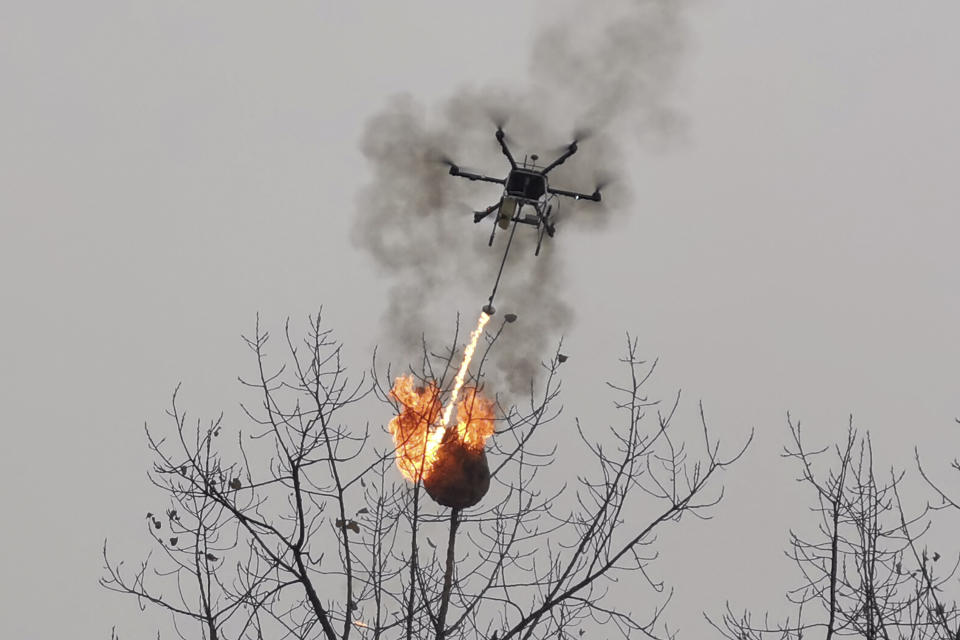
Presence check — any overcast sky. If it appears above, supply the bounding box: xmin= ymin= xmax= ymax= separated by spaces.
xmin=1 ymin=2 xmax=959 ymax=637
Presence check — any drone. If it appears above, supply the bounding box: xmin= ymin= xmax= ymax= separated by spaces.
xmin=445 ymin=127 xmax=603 ymax=315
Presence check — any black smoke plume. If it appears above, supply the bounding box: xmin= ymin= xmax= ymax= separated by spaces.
xmin=353 ymin=0 xmax=687 ymax=393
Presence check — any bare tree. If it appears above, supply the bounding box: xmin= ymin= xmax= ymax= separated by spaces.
xmin=911 ymin=418 xmax=960 ymax=640
xmin=102 ymin=312 xmax=750 ymax=639
xmin=708 ymin=417 xmax=960 ymax=640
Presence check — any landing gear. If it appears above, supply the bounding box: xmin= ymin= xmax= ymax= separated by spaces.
xmin=535 ymin=204 xmax=553 ymax=256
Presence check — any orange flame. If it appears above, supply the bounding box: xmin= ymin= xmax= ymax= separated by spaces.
xmin=388 ymin=312 xmax=494 ymax=483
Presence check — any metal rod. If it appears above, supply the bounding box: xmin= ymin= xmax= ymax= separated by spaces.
xmin=487 ymin=213 xmax=520 ymax=310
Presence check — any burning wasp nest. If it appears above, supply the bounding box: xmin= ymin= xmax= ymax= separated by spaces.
xmin=388 ymin=376 xmax=494 ymax=509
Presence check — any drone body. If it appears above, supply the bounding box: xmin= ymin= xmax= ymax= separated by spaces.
xmin=445 ymin=127 xmax=603 ymax=314
xmin=447 ymin=128 xmax=602 ymax=254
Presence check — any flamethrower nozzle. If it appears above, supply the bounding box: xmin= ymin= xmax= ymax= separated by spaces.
xmin=482 ymin=304 xmax=496 ymax=315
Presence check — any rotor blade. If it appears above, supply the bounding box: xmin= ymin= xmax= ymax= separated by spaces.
xmin=571 ymin=125 xmax=595 ymax=144
xmin=592 ymin=170 xmax=615 ymax=192
xmin=433 ymin=152 xmax=488 ymax=177
xmin=484 ymin=106 xmax=509 ymax=132
xmin=452 ymin=202 xmax=476 ymax=216
xmin=545 ymin=126 xmax=596 ymax=155
xmin=484 ymin=109 xmax=518 ymax=147
xmin=435 ymin=153 xmax=458 ymax=169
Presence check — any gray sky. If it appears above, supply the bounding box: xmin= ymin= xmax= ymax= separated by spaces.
xmin=1 ymin=1 xmax=958 ymax=637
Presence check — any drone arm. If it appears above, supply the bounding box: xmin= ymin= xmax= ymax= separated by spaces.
xmin=448 ymin=165 xmax=505 ymax=185
xmin=495 ymin=129 xmax=518 ymax=169
xmin=541 ymin=143 xmax=578 ymax=174
xmin=550 ymin=186 xmax=602 ymax=202
xmin=473 ymin=201 xmax=501 ymax=223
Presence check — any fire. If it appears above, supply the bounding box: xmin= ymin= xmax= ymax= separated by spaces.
xmin=439 ymin=311 xmax=490 ymax=428
xmin=388 ymin=312 xmax=494 ymax=483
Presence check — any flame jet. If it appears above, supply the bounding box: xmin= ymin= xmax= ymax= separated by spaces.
xmin=388 ymin=312 xmax=493 ymax=488
xmin=438 ymin=311 xmax=490 ymax=430
xmin=443 ymin=127 xmax=604 ymax=315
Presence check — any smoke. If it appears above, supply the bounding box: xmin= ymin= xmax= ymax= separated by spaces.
xmin=353 ymin=0 xmax=687 ymax=393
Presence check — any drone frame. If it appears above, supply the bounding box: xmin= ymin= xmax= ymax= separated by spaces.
xmin=445 ymin=127 xmax=603 ymax=314
xmin=447 ymin=128 xmax=601 ymax=255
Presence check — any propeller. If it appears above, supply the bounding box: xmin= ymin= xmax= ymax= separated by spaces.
xmin=450 ymin=201 xmax=489 ymax=219
xmin=484 ymin=108 xmax=518 ymax=146
xmin=450 ymin=201 xmax=474 ymax=215
xmin=547 ymin=126 xmax=596 ymax=154
xmin=593 ymin=171 xmax=614 ymax=193
xmin=571 ymin=125 xmax=595 ymax=144
xmin=588 ymin=171 xmax=615 ymax=201
xmin=433 ymin=153 xmax=483 ymax=176
xmin=485 ymin=106 xmax=509 ymax=132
